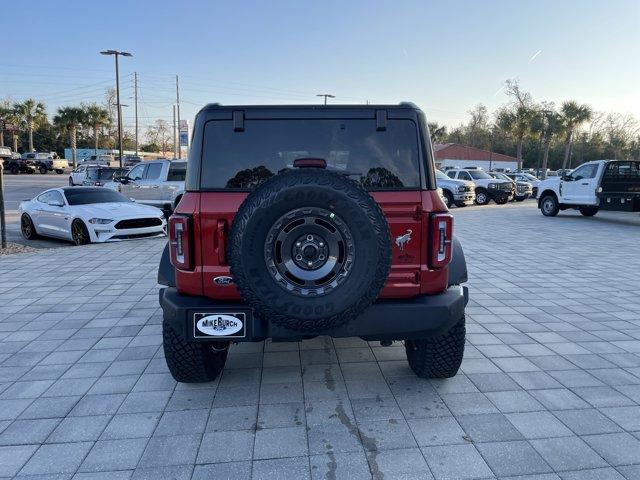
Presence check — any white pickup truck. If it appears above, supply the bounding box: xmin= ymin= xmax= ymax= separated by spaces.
xmin=22 ymin=152 xmax=68 ymax=174
xmin=537 ymin=159 xmax=640 ymax=217
xmin=110 ymin=159 xmax=186 ymax=215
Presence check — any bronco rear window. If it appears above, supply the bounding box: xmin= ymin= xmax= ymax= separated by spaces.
xmin=200 ymin=119 xmax=421 ymax=190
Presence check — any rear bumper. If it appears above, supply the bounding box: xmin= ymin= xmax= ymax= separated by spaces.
xmin=159 ymin=285 xmax=469 ymax=343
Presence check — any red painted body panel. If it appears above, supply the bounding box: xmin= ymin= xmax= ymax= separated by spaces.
xmin=174 ymin=189 xmax=450 ymax=300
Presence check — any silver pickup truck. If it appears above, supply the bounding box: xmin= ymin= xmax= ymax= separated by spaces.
xmin=113 ymin=159 xmax=186 ymax=215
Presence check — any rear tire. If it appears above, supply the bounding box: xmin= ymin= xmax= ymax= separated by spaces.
xmin=579 ymin=206 xmax=599 ymax=217
xmin=68 ymin=177 xmax=74 ymax=186
xmin=39 ymin=166 xmax=47 ymax=174
xmin=405 ymin=316 xmax=466 ymax=378
xmin=540 ymin=194 xmax=559 ymax=217
xmin=163 ymin=324 xmax=228 ymax=383
xmin=10 ymin=166 xmax=19 ymax=175
xmin=56 ymin=169 xmax=64 ymax=174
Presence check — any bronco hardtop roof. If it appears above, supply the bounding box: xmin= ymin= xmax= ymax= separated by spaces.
xmin=197 ymin=103 xmax=424 ymax=121
xmin=199 ymin=102 xmax=420 ymax=113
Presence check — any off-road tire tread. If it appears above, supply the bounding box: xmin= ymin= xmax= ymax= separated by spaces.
xmin=228 ymin=169 xmax=391 ymax=332
xmin=163 ymin=325 xmax=228 ymax=383
xmin=405 ymin=316 xmax=465 ymax=378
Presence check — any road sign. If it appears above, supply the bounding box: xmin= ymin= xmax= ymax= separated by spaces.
xmin=179 ymin=120 xmax=189 ymax=148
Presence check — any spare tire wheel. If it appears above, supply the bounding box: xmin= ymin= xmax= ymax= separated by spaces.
xmin=228 ymin=168 xmax=391 ymax=332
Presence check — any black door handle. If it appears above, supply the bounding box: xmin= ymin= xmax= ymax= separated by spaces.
xmin=581 ymin=182 xmax=588 ymax=185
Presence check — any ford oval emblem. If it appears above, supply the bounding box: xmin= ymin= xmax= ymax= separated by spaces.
xmin=213 ymin=276 xmax=234 ymax=285
xmin=196 ymin=314 xmax=243 ymax=336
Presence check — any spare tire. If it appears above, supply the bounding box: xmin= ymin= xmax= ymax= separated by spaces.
xmin=228 ymin=168 xmax=391 ymax=333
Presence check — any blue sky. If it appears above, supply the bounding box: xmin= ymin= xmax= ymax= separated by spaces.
xmin=2 ymin=0 xmax=639 ymax=129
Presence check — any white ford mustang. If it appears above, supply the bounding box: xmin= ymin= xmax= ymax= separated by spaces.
xmin=19 ymin=187 xmax=166 ymax=245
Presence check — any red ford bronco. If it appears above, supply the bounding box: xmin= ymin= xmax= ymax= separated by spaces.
xmin=158 ymin=103 xmax=468 ymax=382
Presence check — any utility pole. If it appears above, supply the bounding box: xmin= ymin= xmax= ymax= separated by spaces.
xmin=0 ymin=156 xmax=6 ymax=249
xmin=316 ymin=94 xmax=335 ymax=105
xmin=173 ymin=105 xmax=178 ymax=160
xmin=176 ymin=75 xmax=181 ymax=158
xmin=100 ymin=50 xmax=133 ymax=168
xmin=134 ymin=72 xmax=139 ymax=156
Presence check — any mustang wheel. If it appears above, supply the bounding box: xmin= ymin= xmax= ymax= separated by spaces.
xmin=228 ymin=168 xmax=391 ymax=333
xmin=20 ymin=214 xmax=38 ymax=240
xmin=71 ymin=219 xmax=91 ymax=245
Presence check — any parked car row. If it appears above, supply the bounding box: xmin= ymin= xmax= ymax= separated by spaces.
xmin=436 ymin=167 xmax=541 ymax=207
xmin=0 ymin=150 xmax=68 ymax=174
xmin=69 ymin=159 xmax=187 ymax=216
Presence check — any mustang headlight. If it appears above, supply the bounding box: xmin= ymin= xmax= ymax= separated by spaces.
xmin=488 ymin=183 xmax=497 ymax=189
xmin=88 ymin=218 xmax=113 ymax=224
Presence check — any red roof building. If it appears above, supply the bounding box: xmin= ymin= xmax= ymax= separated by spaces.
xmin=434 ymin=143 xmax=518 ymax=164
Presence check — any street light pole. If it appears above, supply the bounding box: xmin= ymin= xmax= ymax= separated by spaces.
xmin=316 ymin=94 xmax=335 ymax=105
xmin=100 ymin=50 xmax=133 ymax=168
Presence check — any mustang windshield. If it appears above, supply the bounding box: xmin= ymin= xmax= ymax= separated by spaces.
xmin=64 ymin=189 xmax=131 ymax=205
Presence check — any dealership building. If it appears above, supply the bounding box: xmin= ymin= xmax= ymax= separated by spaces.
xmin=434 ymin=143 xmax=519 ymax=171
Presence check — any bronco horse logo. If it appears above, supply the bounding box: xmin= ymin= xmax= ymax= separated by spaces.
xmin=395 ymin=229 xmax=412 ymax=250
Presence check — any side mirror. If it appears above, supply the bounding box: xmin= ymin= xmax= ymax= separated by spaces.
xmin=562 ymin=174 xmax=573 ymax=181
xmin=119 ymin=176 xmax=130 ymax=184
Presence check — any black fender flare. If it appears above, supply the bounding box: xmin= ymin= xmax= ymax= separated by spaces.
xmin=158 ymin=243 xmax=176 ymax=287
xmin=448 ymin=236 xmax=468 ymax=286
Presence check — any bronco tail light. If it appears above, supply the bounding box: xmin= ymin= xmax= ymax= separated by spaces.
xmin=430 ymin=213 xmax=453 ymax=269
xmin=169 ymin=215 xmax=193 ymax=270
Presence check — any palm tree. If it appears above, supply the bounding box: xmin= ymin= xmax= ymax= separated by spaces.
xmin=497 ymin=105 xmax=533 ymax=169
xmin=83 ymin=104 xmax=111 ymax=154
xmin=428 ymin=122 xmax=448 ymax=145
xmin=2 ymin=108 xmax=21 ymax=152
xmin=13 ymin=99 xmax=46 ymax=152
xmin=560 ymin=101 xmax=593 ymax=170
xmin=540 ymin=110 xmax=564 ymax=179
xmin=0 ymin=102 xmax=12 ymax=148
xmin=54 ymin=107 xmax=85 ymax=168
